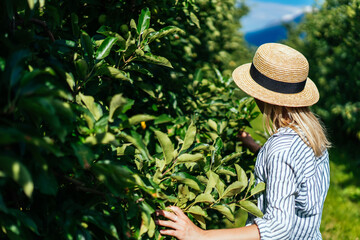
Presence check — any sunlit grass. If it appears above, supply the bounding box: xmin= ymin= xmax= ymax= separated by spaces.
xmin=321 ymin=147 xmax=360 ymax=240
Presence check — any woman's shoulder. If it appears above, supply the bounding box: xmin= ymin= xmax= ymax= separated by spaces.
xmin=263 ymin=127 xmax=298 ymax=151
xmin=261 ymin=127 xmax=314 ymax=160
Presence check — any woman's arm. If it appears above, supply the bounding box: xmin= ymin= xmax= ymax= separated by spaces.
xmin=203 ymin=224 xmax=260 ymax=240
xmin=156 ymin=206 xmax=261 ymax=240
xmin=237 ymin=131 xmax=261 ymax=154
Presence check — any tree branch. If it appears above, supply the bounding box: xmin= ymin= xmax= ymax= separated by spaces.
xmin=30 ymin=18 xmax=55 ymax=42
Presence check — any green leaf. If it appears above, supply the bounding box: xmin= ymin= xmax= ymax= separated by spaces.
xmin=139 ymin=212 xmax=150 ymax=237
xmin=216 ymin=166 xmax=236 ymax=177
xmin=36 ymin=169 xmax=58 ymax=196
xmin=211 ymin=137 xmax=223 ymax=167
xmin=94 ymin=160 xmax=136 ymax=187
xmin=141 ymin=201 xmax=155 ymax=215
xmin=204 ymin=171 xmax=219 ymax=194
xmin=171 ymin=172 xmax=204 ymax=191
xmin=81 ymin=31 xmax=94 ymax=60
xmin=98 ymin=66 xmax=132 ymax=83
xmin=148 ymin=26 xmax=184 ymax=43
xmin=0 ymin=156 xmax=33 ymax=198
xmin=190 ymin=12 xmax=200 ymax=28
xmin=187 ymin=205 xmax=207 ymax=217
xmin=194 ymin=193 xmax=215 ymax=204
xmin=211 ymin=204 xmax=234 ymax=221
xmin=79 ymin=93 xmax=103 ymax=121
xmin=71 ymin=143 xmax=93 ymax=168
xmin=238 ymin=200 xmax=264 ymax=218
xmin=128 ymin=114 xmax=156 ymax=126
xmin=213 ymin=137 xmax=223 ymax=155
xmin=85 ymin=132 xmax=116 ymax=145
xmin=137 ymin=8 xmax=151 ymax=35
xmin=75 ymin=59 xmax=88 ymax=79
xmin=27 ymin=0 xmax=34 ymax=9
xmin=247 ymin=172 xmax=255 ymax=194
xmin=137 ymin=53 xmax=173 ymax=68
xmin=176 ymin=153 xmax=203 ymax=164
xmin=154 ymin=130 xmax=174 ymax=165
xmin=83 ymin=214 xmax=119 ymax=238
xmin=194 ymin=69 xmax=203 ymax=82
xmin=0 ymin=57 xmax=5 ymax=72
xmin=5 ymin=0 xmax=14 ymax=18
xmin=208 ymin=119 xmax=218 ymax=132
xmin=96 ymin=26 xmax=126 ymax=49
xmin=6 ymin=49 xmax=30 ymax=88
xmin=154 ymin=114 xmax=173 ymax=124
xmin=65 ymin=72 xmax=75 ymax=91
xmin=222 ymin=181 xmax=247 ymax=198
xmin=142 ymin=28 xmax=155 ymax=41
xmin=134 ymin=49 xmax=144 ymax=56
xmin=215 ymin=178 xmax=225 ymax=197
xmin=118 ymin=131 xmax=151 ymax=161
xmin=214 ymin=68 xmax=224 ymax=83
xmin=178 ymin=184 xmax=190 ymax=199
xmin=130 ymin=19 xmax=137 ymax=31
xmin=21 ymin=135 xmax=63 ymax=157
xmin=193 ymin=214 xmax=206 ymax=229
xmin=221 ymin=152 xmax=242 ymax=164
xmin=116 ymin=144 xmax=135 ymax=156
xmin=136 ymin=82 xmax=156 ymax=98
xmin=0 ymin=127 xmax=23 ymax=145
xmin=235 ymin=164 xmax=248 ymax=187
xmin=109 ymin=93 xmax=127 ymax=122
xmin=11 ymin=211 xmax=40 ymax=235
xmin=147 ymin=216 xmax=156 ymax=238
xmin=250 ymin=182 xmax=266 ymax=197
xmin=71 ymin=13 xmax=80 ymax=37
xmin=19 ymin=68 xmax=53 ymax=87
xmin=180 ymin=122 xmax=196 ymax=152
xmin=96 ymin=37 xmax=117 ymax=60
xmin=124 ymin=63 xmax=154 ymax=77
xmin=0 ymin=193 xmax=8 ymax=213
xmin=191 ymin=143 xmax=212 ymax=152
xmin=219 ymin=121 xmax=227 ymax=134
xmin=153 ymin=168 xmax=163 ymax=183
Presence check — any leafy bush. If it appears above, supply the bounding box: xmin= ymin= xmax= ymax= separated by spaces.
xmin=0 ymin=0 xmax=261 ymax=239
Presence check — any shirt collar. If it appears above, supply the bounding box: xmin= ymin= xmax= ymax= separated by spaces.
xmin=274 ymin=127 xmax=299 ymax=136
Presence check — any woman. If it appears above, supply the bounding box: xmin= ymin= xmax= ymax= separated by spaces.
xmin=156 ymin=43 xmax=330 ymax=240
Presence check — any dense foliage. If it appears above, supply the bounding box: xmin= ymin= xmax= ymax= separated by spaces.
xmin=0 ymin=0 xmax=262 ymax=239
xmin=286 ymin=0 xmax=360 ymax=142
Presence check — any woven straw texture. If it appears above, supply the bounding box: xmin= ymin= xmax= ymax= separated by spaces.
xmin=232 ymin=43 xmax=319 ymax=107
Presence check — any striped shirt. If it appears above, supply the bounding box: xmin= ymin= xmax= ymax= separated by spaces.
xmin=249 ymin=127 xmax=330 ymax=239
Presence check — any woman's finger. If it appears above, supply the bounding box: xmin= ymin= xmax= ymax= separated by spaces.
xmin=169 ymin=206 xmax=187 ymax=218
xmin=159 ymin=229 xmax=178 ymax=238
xmin=155 ymin=219 xmax=178 ymax=229
xmin=156 ymin=209 xmax=178 ymax=222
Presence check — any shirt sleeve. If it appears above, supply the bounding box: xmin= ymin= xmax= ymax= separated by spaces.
xmin=254 ymin=149 xmax=297 ymax=240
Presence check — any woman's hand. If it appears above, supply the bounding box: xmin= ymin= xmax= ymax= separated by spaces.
xmin=155 ymin=206 xmax=205 ymax=240
xmin=237 ymin=131 xmax=261 ymax=154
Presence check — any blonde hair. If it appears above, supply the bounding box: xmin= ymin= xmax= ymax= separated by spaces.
xmin=263 ymin=103 xmax=331 ymax=157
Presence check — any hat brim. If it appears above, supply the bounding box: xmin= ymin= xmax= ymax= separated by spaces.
xmin=232 ymin=63 xmax=319 ymax=107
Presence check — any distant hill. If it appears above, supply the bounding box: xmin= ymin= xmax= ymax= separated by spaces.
xmin=244 ymin=13 xmax=304 ymax=46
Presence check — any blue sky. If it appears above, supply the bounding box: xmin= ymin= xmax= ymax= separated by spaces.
xmin=241 ymin=0 xmax=324 ymax=33
xmin=247 ymin=0 xmax=318 ymax=5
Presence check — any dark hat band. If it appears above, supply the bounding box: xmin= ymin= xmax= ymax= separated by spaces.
xmin=250 ymin=63 xmax=307 ymax=94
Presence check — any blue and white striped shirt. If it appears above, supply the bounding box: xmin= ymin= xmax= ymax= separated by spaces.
xmin=250 ymin=127 xmax=330 ymax=239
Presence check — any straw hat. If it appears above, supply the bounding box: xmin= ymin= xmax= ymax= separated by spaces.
xmin=232 ymin=43 xmax=319 ymax=107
